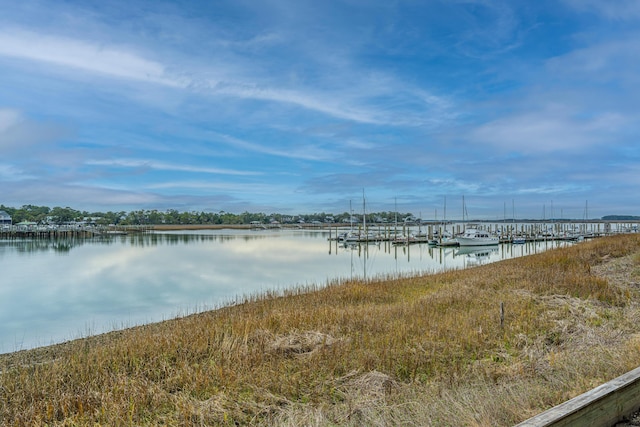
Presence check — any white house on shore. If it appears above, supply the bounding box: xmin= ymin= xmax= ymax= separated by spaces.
xmin=0 ymin=210 xmax=11 ymax=225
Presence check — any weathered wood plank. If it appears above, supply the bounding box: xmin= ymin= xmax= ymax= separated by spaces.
xmin=516 ymin=366 xmax=640 ymax=427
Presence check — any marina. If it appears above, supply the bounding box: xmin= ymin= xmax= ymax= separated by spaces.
xmin=326 ymin=219 xmax=639 ymax=245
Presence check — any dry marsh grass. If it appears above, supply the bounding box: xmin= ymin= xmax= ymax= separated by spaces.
xmin=3 ymin=234 xmax=640 ymax=425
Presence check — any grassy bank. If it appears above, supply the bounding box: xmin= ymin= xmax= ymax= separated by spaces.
xmin=3 ymin=235 xmax=640 ymax=426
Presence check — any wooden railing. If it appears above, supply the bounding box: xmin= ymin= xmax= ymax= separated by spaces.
xmin=515 ymin=366 xmax=640 ymax=426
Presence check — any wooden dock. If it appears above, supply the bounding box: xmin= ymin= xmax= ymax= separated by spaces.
xmin=0 ymin=225 xmax=151 ymax=240
xmin=516 ymin=365 xmax=640 ymax=426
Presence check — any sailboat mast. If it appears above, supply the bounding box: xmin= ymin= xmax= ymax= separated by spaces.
xmin=512 ymin=199 xmax=516 ymax=237
xmin=362 ymin=189 xmax=366 ymax=233
xmin=462 ymin=195 xmax=466 ymax=229
xmin=585 ymin=200 xmax=589 ymax=220
xmin=349 ymin=200 xmax=353 ymax=233
xmin=395 ymin=197 xmax=398 ymax=235
xmin=444 ymin=196 xmax=447 ymax=222
xmin=444 ymin=196 xmax=447 ymax=233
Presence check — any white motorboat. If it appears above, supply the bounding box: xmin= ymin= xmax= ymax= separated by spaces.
xmin=455 ymin=227 xmax=499 ymax=246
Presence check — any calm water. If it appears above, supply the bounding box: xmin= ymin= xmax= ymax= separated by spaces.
xmin=0 ymin=228 xmax=572 ymax=354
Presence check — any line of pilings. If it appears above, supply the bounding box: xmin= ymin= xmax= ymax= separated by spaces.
xmin=0 ymin=225 xmax=153 ymax=240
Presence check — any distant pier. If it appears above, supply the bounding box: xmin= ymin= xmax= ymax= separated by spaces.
xmin=0 ymin=225 xmax=152 ymax=240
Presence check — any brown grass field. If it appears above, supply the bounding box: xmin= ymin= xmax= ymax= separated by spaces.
xmin=3 ymin=234 xmax=640 ymax=425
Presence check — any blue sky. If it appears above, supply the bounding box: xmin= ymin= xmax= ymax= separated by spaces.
xmin=1 ymin=0 xmax=639 ymax=219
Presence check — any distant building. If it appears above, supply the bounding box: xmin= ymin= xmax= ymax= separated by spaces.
xmin=403 ymin=216 xmax=417 ymax=224
xmin=0 ymin=210 xmax=11 ymax=225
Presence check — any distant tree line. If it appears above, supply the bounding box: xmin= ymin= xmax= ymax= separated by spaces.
xmin=0 ymin=205 xmax=417 ymax=226
xmin=601 ymin=215 xmax=640 ymax=221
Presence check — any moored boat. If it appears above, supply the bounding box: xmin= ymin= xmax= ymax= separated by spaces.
xmin=456 ymin=227 xmax=499 ymax=246
xmin=512 ymin=235 xmax=526 ymax=244
xmin=429 ymin=230 xmax=458 ymax=246
xmin=343 ymin=230 xmax=379 ymax=243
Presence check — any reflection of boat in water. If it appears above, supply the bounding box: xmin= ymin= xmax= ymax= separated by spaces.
xmin=455 ymin=245 xmax=499 ymax=256
xmin=455 ymin=245 xmax=499 ymax=265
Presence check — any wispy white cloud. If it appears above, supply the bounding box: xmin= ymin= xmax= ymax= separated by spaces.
xmin=470 ymin=108 xmax=628 ymax=153
xmin=200 ymin=76 xmax=452 ymax=127
xmin=342 ymin=138 xmax=377 ymax=150
xmin=0 ymin=108 xmax=68 ymax=152
xmin=1 ymin=0 xmax=472 ymax=134
xmin=216 ymin=31 xmax=284 ymax=50
xmin=0 ymin=164 xmax=34 ymax=181
xmin=516 ymin=184 xmax=586 ymax=195
xmin=86 ymin=159 xmax=261 ymax=176
xmin=209 ymin=132 xmax=333 ymax=162
xmin=0 ymin=108 xmax=22 ymax=133
xmin=449 ymin=0 xmax=523 ymax=58
xmin=0 ymin=29 xmax=182 ymax=87
xmin=546 ymin=37 xmax=640 ymax=88
xmin=0 ymin=27 xmax=451 ymax=128
xmin=562 ymin=0 xmax=640 ymax=20
xmin=147 ymin=180 xmax=290 ymax=195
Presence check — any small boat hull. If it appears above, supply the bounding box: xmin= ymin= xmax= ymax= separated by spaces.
xmin=456 ymin=237 xmax=499 ymax=246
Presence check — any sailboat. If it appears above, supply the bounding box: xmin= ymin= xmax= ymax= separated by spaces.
xmin=511 ymin=200 xmax=526 ymax=244
xmin=392 ymin=199 xmax=416 ymax=245
xmin=343 ymin=190 xmax=378 ymax=244
xmin=431 ymin=196 xmax=458 ymax=246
